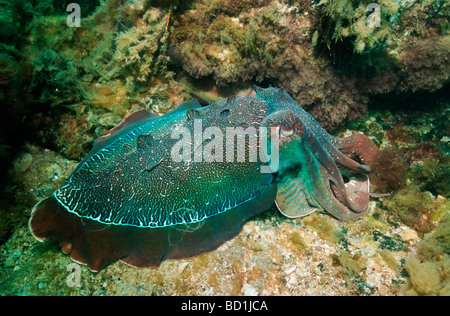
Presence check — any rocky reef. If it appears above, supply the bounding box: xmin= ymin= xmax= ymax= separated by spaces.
xmin=0 ymin=0 xmax=448 ymax=296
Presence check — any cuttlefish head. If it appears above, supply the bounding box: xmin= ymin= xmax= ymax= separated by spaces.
xmin=257 ymin=86 xmax=372 ymax=221
xmin=261 ymin=109 xmax=307 ymax=173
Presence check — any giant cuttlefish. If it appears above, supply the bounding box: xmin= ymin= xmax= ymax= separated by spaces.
xmin=29 ymin=87 xmax=379 ymax=271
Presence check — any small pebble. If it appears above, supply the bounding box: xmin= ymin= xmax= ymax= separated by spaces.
xmin=243 ymin=284 xmax=258 ymax=296
xmin=399 ymin=229 xmax=418 ymax=241
xmin=13 ymin=152 xmax=33 ymax=173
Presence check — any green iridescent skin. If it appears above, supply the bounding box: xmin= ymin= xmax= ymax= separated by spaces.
xmin=54 ymin=96 xmax=274 ymax=228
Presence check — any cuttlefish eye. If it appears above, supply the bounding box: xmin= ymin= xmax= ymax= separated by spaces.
xmin=277 ymin=126 xmax=297 ymax=138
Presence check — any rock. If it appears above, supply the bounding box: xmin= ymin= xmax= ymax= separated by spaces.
xmin=13 ymin=152 xmax=33 ymax=173
xmin=399 ymin=229 xmax=419 ymax=241
xmin=177 ymin=262 xmax=189 ymax=275
xmin=243 ymin=284 xmax=258 ymax=296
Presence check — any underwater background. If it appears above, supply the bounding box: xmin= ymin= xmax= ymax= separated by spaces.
xmin=0 ymin=0 xmax=448 ymax=295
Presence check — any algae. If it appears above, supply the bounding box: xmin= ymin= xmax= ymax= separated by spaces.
xmin=302 ymin=213 xmax=344 ymax=244
xmin=31 ymin=49 xmax=81 ymax=106
xmin=383 ymin=185 xmax=447 ymax=236
xmin=402 ymin=215 xmax=450 ymax=296
xmin=373 ymin=230 xmax=404 ymax=252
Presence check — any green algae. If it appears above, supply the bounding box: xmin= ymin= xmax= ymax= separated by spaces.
xmin=331 ymin=251 xmax=372 ymax=295
xmin=383 ymin=185 xmax=448 ymax=236
xmin=409 ymin=158 xmax=450 ymax=197
xmin=302 ymin=213 xmax=344 ymax=244
xmin=313 ymin=0 xmax=400 ymax=78
xmin=287 ymin=230 xmax=308 ymax=255
xmin=378 ymin=249 xmax=401 ymax=275
xmin=31 ymin=49 xmax=81 ymax=106
xmin=402 ymin=215 xmax=450 ymax=296
xmin=314 ymin=0 xmax=399 ymax=53
xmin=373 ymin=230 xmax=404 ymax=252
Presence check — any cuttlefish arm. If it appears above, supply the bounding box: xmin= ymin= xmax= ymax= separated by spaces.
xmin=308 ymin=161 xmax=370 ymax=221
xmin=304 ymin=130 xmax=370 ymax=217
xmin=268 ymin=116 xmax=370 ymax=220
xmin=257 ymin=86 xmax=374 ymax=220
xmin=333 ymin=134 xmax=378 ymax=168
xmin=290 ymin=102 xmax=378 ymax=172
xmin=275 ymin=133 xmax=369 ymax=221
xmin=295 ymin=110 xmax=375 ymax=174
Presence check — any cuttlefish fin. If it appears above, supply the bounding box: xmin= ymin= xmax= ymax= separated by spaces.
xmin=95 ymin=109 xmax=158 ymax=152
xmin=275 ymin=175 xmax=318 ymax=218
xmin=73 ymin=109 xmax=159 ymax=173
xmin=166 ymin=98 xmax=202 ymax=115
